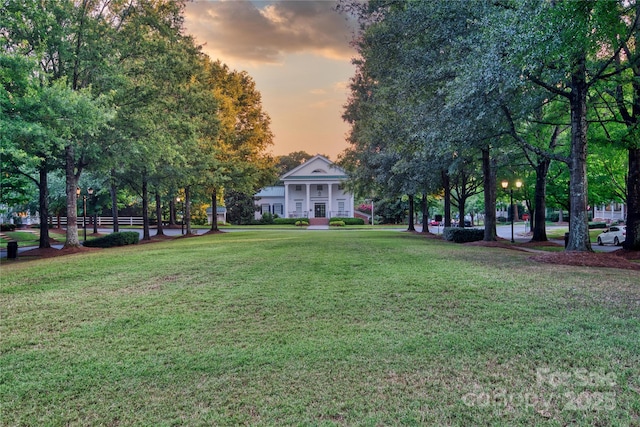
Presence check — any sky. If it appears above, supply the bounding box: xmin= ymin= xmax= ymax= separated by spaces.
xmin=183 ymin=0 xmax=359 ymax=160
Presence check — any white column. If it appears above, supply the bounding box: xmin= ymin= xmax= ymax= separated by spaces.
xmin=328 ymin=183 xmax=333 ymax=218
xmin=306 ymin=183 xmax=310 ymax=217
xmin=284 ymin=184 xmax=289 ymax=218
xmin=609 ymin=203 xmax=613 ymax=221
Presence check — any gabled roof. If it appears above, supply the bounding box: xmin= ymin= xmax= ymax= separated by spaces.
xmin=281 ymin=155 xmax=347 ymax=180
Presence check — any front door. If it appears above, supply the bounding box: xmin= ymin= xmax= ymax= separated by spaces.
xmin=314 ymin=203 xmax=326 ymax=218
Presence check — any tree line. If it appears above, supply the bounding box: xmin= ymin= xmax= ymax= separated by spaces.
xmin=1 ymin=0 xmax=276 ymax=248
xmin=338 ymin=0 xmax=639 ymax=251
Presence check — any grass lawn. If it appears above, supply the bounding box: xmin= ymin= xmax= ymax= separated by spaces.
xmin=545 ymin=226 xmax=612 ymax=244
xmin=0 ymin=231 xmax=41 ymax=245
xmin=1 ymin=230 xmax=638 ymax=425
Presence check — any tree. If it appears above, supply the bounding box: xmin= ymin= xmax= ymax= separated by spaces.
xmin=224 ymin=190 xmax=256 ymax=225
xmin=0 ymin=53 xmax=110 ymax=247
xmin=501 ymin=1 xmax=639 ymax=251
xmin=590 ymin=0 xmax=640 ymax=249
xmin=204 ymin=61 xmax=276 ymax=232
xmin=276 ymin=151 xmax=315 ymax=176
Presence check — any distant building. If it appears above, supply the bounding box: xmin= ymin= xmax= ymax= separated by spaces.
xmin=254 ymin=155 xmax=354 ymax=224
xmin=206 ymin=206 xmax=227 ymax=225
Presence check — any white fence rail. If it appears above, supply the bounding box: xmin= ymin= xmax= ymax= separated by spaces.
xmin=49 ymin=216 xmax=145 ymax=226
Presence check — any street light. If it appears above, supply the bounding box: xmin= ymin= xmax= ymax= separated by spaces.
xmin=501 ymin=179 xmax=522 ymax=243
xmin=88 ymin=187 xmax=95 ymax=234
xmin=76 ymin=187 xmax=88 ymax=242
xmin=176 ymin=197 xmax=184 ymax=235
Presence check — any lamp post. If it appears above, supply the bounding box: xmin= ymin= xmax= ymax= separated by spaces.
xmin=501 ymin=180 xmax=522 ymax=243
xmin=177 ymin=197 xmax=184 ymax=235
xmin=76 ymin=187 xmax=88 ymax=242
xmin=88 ymin=187 xmax=96 ymax=234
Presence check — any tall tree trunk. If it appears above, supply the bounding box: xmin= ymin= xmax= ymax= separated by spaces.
xmin=566 ymin=58 xmax=592 ymax=251
xmin=531 ymin=158 xmax=550 ymax=241
xmin=38 ymin=165 xmax=51 ymax=249
xmin=64 ymin=145 xmax=80 ymax=248
xmin=624 ymin=147 xmax=640 ymax=250
xmin=407 ymin=195 xmax=415 ymax=231
xmin=169 ymin=198 xmax=176 ymax=226
xmin=442 ymin=170 xmax=451 ymax=227
xmin=458 ymin=196 xmax=466 ymax=228
xmin=421 ymin=192 xmax=429 ymax=234
xmin=142 ymin=175 xmax=150 ymax=241
xmin=185 ymin=186 xmax=192 ymax=235
xmin=110 ymin=169 xmax=119 ymax=232
xmin=155 ymin=192 xmax=164 ymax=236
xmin=482 ymin=147 xmax=497 ymax=241
xmin=210 ymin=188 xmax=219 ymax=232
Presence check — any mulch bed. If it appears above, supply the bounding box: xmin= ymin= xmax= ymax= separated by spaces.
xmin=528 ymin=250 xmax=640 ymax=270
xmin=19 ymin=245 xmax=102 ymax=259
xmin=464 ymin=238 xmax=640 ymax=271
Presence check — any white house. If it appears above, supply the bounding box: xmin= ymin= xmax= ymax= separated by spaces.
xmin=255 ymin=155 xmax=354 ymax=224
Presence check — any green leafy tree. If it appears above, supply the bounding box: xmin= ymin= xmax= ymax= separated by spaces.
xmin=276 ymin=151 xmax=315 ymax=176
xmin=205 ymin=61 xmax=276 ymax=232
xmin=224 ymin=190 xmax=256 ymax=225
xmin=500 ymin=1 xmax=638 ymax=251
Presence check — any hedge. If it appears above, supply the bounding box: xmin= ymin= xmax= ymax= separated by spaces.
xmin=329 ymin=217 xmax=365 ymax=225
xmin=274 ymin=218 xmax=300 ymax=225
xmin=83 ymin=231 xmax=139 ymax=248
xmin=442 ymin=227 xmax=484 ymax=243
xmin=329 ymin=220 xmax=345 ymax=227
xmin=1 ymin=223 xmax=17 ymax=231
xmin=270 ymin=217 xmax=364 ymax=225
xmin=588 ymin=222 xmax=608 ymax=229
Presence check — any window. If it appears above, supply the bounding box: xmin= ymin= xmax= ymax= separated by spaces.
xmin=317 ymin=185 xmax=323 ymax=191
xmin=295 ymin=185 xmax=302 ymax=191
xmin=274 ymin=203 xmax=283 ymax=215
xmin=312 ymin=169 xmax=327 ymax=173
xmin=261 ymin=204 xmax=270 ymax=214
xmin=295 ymin=202 xmax=302 ymax=213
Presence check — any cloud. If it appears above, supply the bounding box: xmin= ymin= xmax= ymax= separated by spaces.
xmin=184 ymin=0 xmax=357 ymax=65
xmin=309 ymin=88 xmax=327 ymax=95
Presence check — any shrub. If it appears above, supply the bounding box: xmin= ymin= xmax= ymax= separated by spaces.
xmin=329 ymin=217 xmax=365 ymax=225
xmin=260 ymin=213 xmax=275 ymax=224
xmin=329 ymin=220 xmax=345 ymax=227
xmin=497 ymin=216 xmax=507 ymax=223
xmin=274 ymin=218 xmax=299 ymax=225
xmin=295 ymin=220 xmax=309 ymax=227
xmin=546 ymin=211 xmax=568 ymax=222
xmin=588 ymin=222 xmax=607 ymax=229
xmin=1 ymin=223 xmax=16 ymax=231
xmin=442 ymin=227 xmax=484 ymax=243
xmin=83 ymin=232 xmax=139 ymax=248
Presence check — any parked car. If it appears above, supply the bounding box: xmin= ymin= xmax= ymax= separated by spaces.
xmin=430 ymin=220 xmax=440 ymax=226
xmin=455 ymin=220 xmax=472 ymax=227
xmin=596 ymin=225 xmax=626 ymax=246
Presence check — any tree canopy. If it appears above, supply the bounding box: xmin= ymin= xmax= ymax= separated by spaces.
xmin=1 ymin=0 xmax=275 ymax=245
xmin=340 ymin=0 xmax=640 ymax=251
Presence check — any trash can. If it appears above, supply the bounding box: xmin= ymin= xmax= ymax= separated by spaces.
xmin=564 ymin=232 xmax=570 ymax=248
xmin=7 ymin=241 xmax=18 ymax=259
